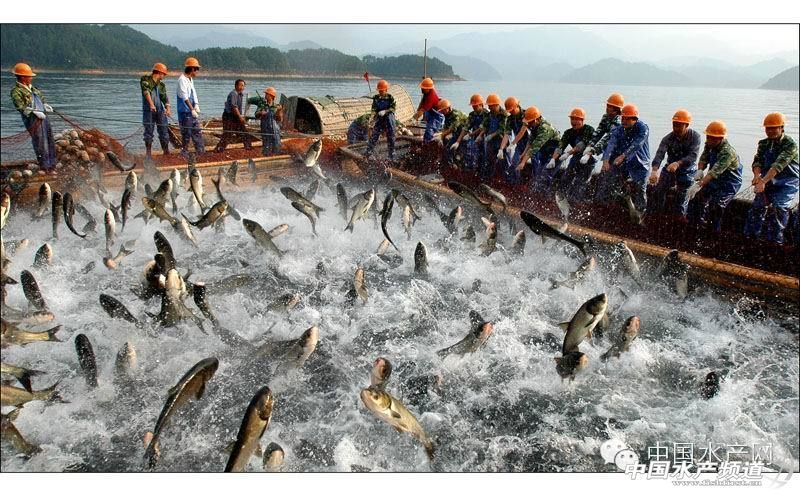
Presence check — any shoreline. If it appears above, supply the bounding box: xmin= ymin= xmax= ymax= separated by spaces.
xmin=24 ymin=68 xmax=466 ymax=82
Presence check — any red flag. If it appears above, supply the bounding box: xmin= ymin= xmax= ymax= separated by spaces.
xmin=363 ymin=72 xmax=369 ymax=81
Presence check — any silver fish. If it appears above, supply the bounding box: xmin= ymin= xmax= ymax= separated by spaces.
xmin=559 ymin=293 xmax=608 ymax=354
xmin=225 ymin=386 xmax=274 ymax=472
xmin=35 ymin=182 xmax=51 ymax=218
xmin=75 ymin=333 xmax=98 ymax=388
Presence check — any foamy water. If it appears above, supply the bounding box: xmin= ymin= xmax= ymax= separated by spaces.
xmin=1 ymin=170 xmax=798 ymax=472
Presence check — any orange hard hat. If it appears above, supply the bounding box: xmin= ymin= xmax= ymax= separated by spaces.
xmin=606 ymin=92 xmax=624 ymax=108
xmin=376 ymin=79 xmax=389 ymax=91
xmin=705 ymin=120 xmax=727 ymax=138
xmin=12 ymin=62 xmax=36 ymax=77
xmin=569 ymin=108 xmax=586 ymax=120
xmin=152 ymin=62 xmax=168 ymax=75
xmin=522 ymin=106 xmax=542 ymax=123
xmin=763 ymin=112 xmax=786 ymax=127
xmin=621 ymin=104 xmax=639 ymax=118
xmin=504 ymin=96 xmax=519 ymax=112
xmin=184 ymin=57 xmax=201 ymax=68
xmin=469 ymin=94 xmax=484 ymax=106
xmin=486 ymin=93 xmax=501 ymax=107
xmin=264 ymin=87 xmax=277 ymax=98
xmin=437 ymin=99 xmax=451 ymax=111
xmin=420 ymin=77 xmax=435 ymax=90
xmin=672 ymin=109 xmax=692 ymax=124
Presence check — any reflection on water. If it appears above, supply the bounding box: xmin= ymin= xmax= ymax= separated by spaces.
xmin=1 ymin=171 xmax=797 ymax=472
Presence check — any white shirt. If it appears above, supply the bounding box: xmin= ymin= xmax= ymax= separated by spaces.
xmin=177 ymin=74 xmax=198 ymax=106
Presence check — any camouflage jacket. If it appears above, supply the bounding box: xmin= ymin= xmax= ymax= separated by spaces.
xmin=10 ymin=82 xmax=46 ymax=112
xmin=588 ymin=113 xmax=621 ymax=154
xmin=467 ymin=109 xmax=488 ymax=131
xmin=371 ymin=93 xmax=396 ymax=114
xmin=140 ymin=75 xmax=169 ymax=106
xmin=753 ymin=134 xmax=799 ymax=175
xmin=525 ymin=118 xmax=561 ymax=157
xmin=481 ymin=109 xmax=509 ymax=137
xmin=700 ymin=139 xmax=740 ymax=179
xmin=444 ymin=109 xmax=468 ymax=133
xmin=557 ymin=124 xmax=596 ymax=155
xmin=247 ymin=95 xmax=280 ymax=116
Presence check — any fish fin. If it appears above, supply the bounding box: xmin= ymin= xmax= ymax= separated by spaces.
xmin=47 ymin=325 xmax=63 ymax=342
xmin=254 ymin=445 xmax=263 ymax=458
xmin=425 ymin=441 xmax=436 ymax=462
xmin=223 ymin=440 xmax=235 ymax=455
xmin=390 ymin=409 xmax=402 ymax=419
xmin=558 ymin=322 xmax=570 ymax=331
xmin=195 ymin=381 xmax=206 ymax=399
xmin=7 ymin=407 xmax=22 ymax=421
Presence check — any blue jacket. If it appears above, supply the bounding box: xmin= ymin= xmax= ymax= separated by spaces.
xmin=604 ymin=120 xmax=651 ymax=181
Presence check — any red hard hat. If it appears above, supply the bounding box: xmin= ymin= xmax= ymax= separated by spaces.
xmin=376 ymin=79 xmax=389 ymax=91
xmin=420 ymin=77 xmax=434 ymax=90
xmin=522 ymin=106 xmax=542 ymax=123
xmin=152 ymin=62 xmax=168 ymax=75
xmin=621 ymin=104 xmax=639 ymax=118
xmin=12 ymin=62 xmax=36 ymax=77
xmin=469 ymin=94 xmax=484 ymax=106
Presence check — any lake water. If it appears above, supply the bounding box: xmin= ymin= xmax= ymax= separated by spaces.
xmin=2 ymin=72 xmax=798 ymax=185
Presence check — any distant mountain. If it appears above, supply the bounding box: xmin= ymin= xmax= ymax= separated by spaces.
xmin=389 ymin=26 xmax=623 ymax=80
xmin=284 ymin=40 xmax=322 ymax=50
xmin=156 ymin=30 xmax=279 ymax=51
xmin=672 ymin=65 xmax=762 ymax=89
xmin=1 ymin=24 xmax=184 ymax=69
xmin=426 ymin=47 xmax=501 ymax=81
xmin=363 ymin=54 xmax=459 ymax=80
xmin=761 ymin=66 xmax=800 ymax=91
xmin=561 ymin=58 xmax=692 ymax=87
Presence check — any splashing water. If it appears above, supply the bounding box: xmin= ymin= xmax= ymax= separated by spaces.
xmin=1 ymin=172 xmax=797 ymax=473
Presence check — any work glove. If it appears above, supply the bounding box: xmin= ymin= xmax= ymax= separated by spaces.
xmin=194 ymin=105 xmax=201 ymax=114
xmin=463 ymin=134 xmax=472 ymax=143
xmin=559 ymin=151 xmax=571 ymax=162
xmin=475 ymin=134 xmax=483 ymax=143
xmin=22 ymin=107 xmax=33 ymax=117
xmin=377 ymin=110 xmax=387 ymax=117
xmin=545 ymin=158 xmax=556 ymax=169
xmin=506 ymin=143 xmax=516 ymax=156
xmin=191 ymin=109 xmax=199 ymax=119
xmin=496 ymin=149 xmax=504 ymax=160
xmin=579 ymin=152 xmax=592 ymax=165
xmin=450 ymin=142 xmax=459 ymax=151
xmin=44 ymin=104 xmax=53 ymax=112
xmin=33 ymin=110 xmax=46 ymax=119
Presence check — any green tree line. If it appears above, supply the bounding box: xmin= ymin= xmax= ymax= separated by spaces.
xmin=2 ymin=24 xmax=459 ymax=78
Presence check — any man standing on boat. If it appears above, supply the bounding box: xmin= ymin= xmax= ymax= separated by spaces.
xmin=686 ymin=121 xmax=742 ymax=232
xmin=597 ymin=104 xmax=651 ymax=213
xmin=452 ymin=94 xmax=488 ymax=173
xmin=516 ymin=106 xmax=560 ymax=193
xmin=248 ymin=87 xmax=283 ymax=157
xmin=553 ymin=108 xmax=596 ymax=201
xmin=437 ymin=99 xmax=467 ymax=168
xmin=647 ymin=109 xmax=702 ymax=219
xmin=9 ymin=62 xmax=56 ymax=172
xmin=176 ymin=57 xmax=204 ymax=158
xmin=214 ymin=79 xmax=252 ymax=153
xmin=582 ymin=93 xmax=624 ymax=163
xmin=365 ymin=79 xmax=396 ymax=160
xmin=499 ymin=96 xmax=528 ymax=184
xmin=480 ymin=94 xmax=508 ymax=181
xmin=412 ymin=77 xmax=444 ymax=144
xmin=743 ymin=112 xmax=799 ymax=245
xmin=140 ymin=62 xmax=171 ymax=159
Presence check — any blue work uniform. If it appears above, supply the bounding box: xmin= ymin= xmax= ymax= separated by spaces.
xmin=366 ymin=93 xmax=397 ymax=160
xmin=176 ymin=75 xmax=204 ymax=156
xmin=598 ymin=120 xmax=651 ymax=212
xmin=648 ymin=129 xmax=702 ymax=216
xmin=687 ymin=139 xmax=743 ymax=232
xmin=503 ymin=110 xmax=529 ymax=185
xmin=743 ymin=134 xmax=800 ymax=244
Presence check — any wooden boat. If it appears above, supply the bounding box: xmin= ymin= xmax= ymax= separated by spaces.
xmin=338 ymin=137 xmax=799 ymax=303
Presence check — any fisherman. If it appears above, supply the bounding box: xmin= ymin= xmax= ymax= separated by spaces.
xmin=364 ymin=79 xmax=397 ymax=161
xmin=686 ymin=121 xmax=742 ymax=232
xmin=597 ymin=104 xmax=651 ymax=213
xmin=499 ymin=96 xmax=528 ymax=184
xmin=582 ymin=92 xmax=624 ymax=162
xmin=176 ymin=57 xmax=204 ymax=158
xmin=553 ymin=108 xmax=595 ymax=201
xmin=452 ymin=93 xmax=488 ymax=173
xmin=140 ymin=62 xmax=172 ymax=159
xmin=411 ymin=77 xmax=443 ymax=144
xmin=214 ymin=79 xmax=252 ymax=153
xmin=247 ymin=87 xmax=282 ymax=157
xmin=9 ymin=62 xmax=57 ymax=172
xmin=480 ymin=94 xmax=508 ymax=181
xmin=516 ymin=106 xmax=561 ymax=193
xmin=438 ymin=99 xmax=467 ymax=168
xmin=648 ymin=109 xmax=702 ymax=218
xmin=743 ymin=112 xmax=799 ymax=245
xmin=347 ymin=113 xmax=372 ymax=145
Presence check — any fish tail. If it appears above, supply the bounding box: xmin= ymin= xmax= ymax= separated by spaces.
xmin=424 ymin=440 xmax=436 ymax=462
xmin=345 ymin=223 xmax=354 ymax=233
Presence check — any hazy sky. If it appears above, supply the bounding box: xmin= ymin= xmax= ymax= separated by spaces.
xmin=135 ymin=24 xmax=799 ymax=64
